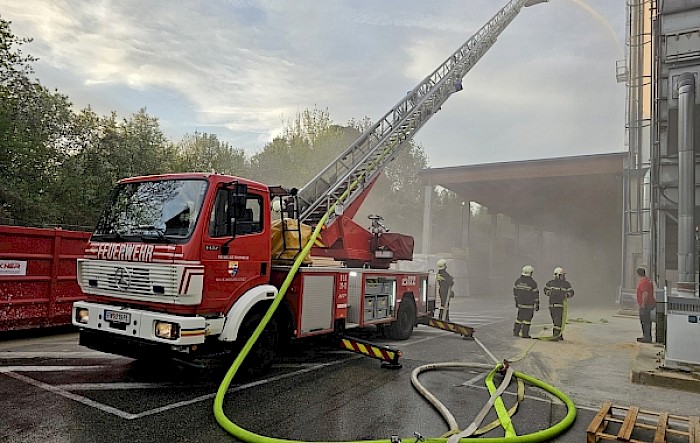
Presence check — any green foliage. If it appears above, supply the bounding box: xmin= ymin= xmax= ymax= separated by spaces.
xmin=250 ymin=107 xmax=432 ymax=240
xmin=0 ymin=19 xmax=434 ymax=238
xmin=118 ymin=108 xmax=172 ymax=178
xmin=0 ymin=16 xmax=74 ymax=225
xmin=249 ymin=107 xmax=360 ymax=187
xmin=356 ymin=141 xmax=429 ymax=239
xmin=172 ymin=132 xmax=248 ymax=176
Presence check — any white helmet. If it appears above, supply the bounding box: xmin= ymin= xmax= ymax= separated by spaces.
xmin=437 ymin=259 xmax=447 ymax=270
xmin=554 ymin=267 xmax=565 ymax=278
xmin=521 ymin=265 xmax=534 ymax=277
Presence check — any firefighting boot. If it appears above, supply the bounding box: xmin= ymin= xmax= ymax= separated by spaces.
xmin=513 ymin=323 xmax=521 ymax=337
xmin=521 ymin=324 xmax=531 ymax=338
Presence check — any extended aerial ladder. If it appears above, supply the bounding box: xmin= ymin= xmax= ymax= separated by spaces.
xmin=296 ymin=0 xmax=548 ymax=231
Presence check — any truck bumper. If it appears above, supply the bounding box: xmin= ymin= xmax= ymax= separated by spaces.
xmin=72 ymin=301 xmax=208 ymax=348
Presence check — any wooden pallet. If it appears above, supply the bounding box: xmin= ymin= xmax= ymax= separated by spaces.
xmin=587 ymin=401 xmax=699 ymax=443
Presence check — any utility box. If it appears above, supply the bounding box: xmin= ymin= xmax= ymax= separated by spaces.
xmin=664 ymin=295 xmax=700 ymax=369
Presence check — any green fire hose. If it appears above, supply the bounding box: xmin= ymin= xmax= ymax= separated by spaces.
xmin=212 ymin=209 xmax=577 ymax=443
xmin=213 ymin=143 xmax=577 ymax=441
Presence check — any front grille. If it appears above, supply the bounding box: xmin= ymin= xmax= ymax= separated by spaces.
xmin=80 ymin=261 xmax=179 ymax=297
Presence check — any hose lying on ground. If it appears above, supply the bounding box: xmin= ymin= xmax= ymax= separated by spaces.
xmin=213 ymin=163 xmax=577 ymax=442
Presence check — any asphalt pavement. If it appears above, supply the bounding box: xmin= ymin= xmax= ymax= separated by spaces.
xmin=1 ymin=293 xmax=698 ymax=443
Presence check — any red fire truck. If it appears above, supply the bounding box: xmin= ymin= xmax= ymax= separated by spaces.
xmin=72 ymin=172 xmax=433 ymax=369
xmin=72 ymin=0 xmax=543 ymax=369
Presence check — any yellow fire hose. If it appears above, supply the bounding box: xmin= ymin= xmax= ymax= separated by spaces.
xmin=213 ymin=144 xmax=577 ymax=442
xmin=212 ymin=213 xmax=577 ymax=442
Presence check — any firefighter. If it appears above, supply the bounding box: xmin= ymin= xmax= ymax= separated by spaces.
xmin=544 ymin=267 xmax=574 ymax=341
xmin=436 ymin=258 xmax=454 ymax=321
xmin=513 ymin=265 xmax=539 ymax=338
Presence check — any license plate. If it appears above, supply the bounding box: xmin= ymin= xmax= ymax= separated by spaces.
xmin=104 ymin=310 xmax=131 ymax=324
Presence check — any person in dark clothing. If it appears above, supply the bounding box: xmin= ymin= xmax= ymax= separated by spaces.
xmin=513 ymin=265 xmax=539 ymax=338
xmin=544 ymin=267 xmax=574 ymax=341
xmin=635 ymin=267 xmax=655 ymax=343
xmin=436 ymin=258 xmax=454 ymax=321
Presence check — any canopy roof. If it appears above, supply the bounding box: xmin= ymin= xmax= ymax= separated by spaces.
xmin=418 ymin=153 xmax=625 ymax=239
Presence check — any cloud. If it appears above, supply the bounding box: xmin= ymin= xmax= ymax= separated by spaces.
xmin=1 ymin=0 xmax=626 ymax=165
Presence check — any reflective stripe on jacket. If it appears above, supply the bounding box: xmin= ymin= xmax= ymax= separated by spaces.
xmin=544 ymin=278 xmax=574 ymax=305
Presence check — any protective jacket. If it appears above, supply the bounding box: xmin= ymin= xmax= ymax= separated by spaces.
xmin=544 ymin=279 xmax=574 ymax=305
xmin=437 ymin=268 xmax=454 ymax=299
xmin=513 ymin=276 xmax=539 ymax=307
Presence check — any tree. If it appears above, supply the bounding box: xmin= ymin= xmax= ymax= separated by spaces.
xmin=173 ymin=132 xmax=248 ymax=176
xmin=51 ymin=108 xmax=174 ymax=228
xmin=250 ymin=106 xmax=431 ymax=242
xmin=49 ymin=108 xmax=119 ymax=228
xmin=355 ymin=140 xmax=429 ymax=240
xmin=0 ymin=16 xmax=74 ymax=225
xmin=249 ymin=107 xmax=360 ymax=187
xmin=118 ymin=108 xmax=173 ymax=178
xmin=0 ymin=17 xmax=438 ymax=234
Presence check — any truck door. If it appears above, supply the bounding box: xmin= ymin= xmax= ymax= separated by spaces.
xmin=201 ymin=185 xmax=271 ymax=313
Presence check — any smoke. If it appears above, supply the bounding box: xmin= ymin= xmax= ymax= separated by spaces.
xmin=425 ymin=200 xmax=622 ymax=310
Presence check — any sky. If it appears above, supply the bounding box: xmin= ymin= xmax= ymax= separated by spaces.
xmin=1 ymin=0 xmax=627 ymax=168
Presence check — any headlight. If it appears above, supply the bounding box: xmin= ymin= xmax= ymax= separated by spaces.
xmin=154 ymin=321 xmax=180 ymax=340
xmin=75 ymin=308 xmax=90 ymax=324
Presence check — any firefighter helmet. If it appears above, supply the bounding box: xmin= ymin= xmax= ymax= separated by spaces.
xmin=554 ymin=267 xmax=565 ymax=278
xmin=521 ymin=265 xmax=534 ymax=277
xmin=437 ymin=259 xmax=447 ymax=270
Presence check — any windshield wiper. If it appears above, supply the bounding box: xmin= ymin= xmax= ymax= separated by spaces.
xmin=137 ymin=225 xmax=171 ymax=243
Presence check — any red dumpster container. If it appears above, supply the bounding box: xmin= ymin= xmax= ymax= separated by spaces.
xmin=0 ymin=226 xmax=90 ymax=332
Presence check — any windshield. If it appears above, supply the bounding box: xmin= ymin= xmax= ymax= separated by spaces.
xmin=93 ymin=179 xmax=208 ymax=243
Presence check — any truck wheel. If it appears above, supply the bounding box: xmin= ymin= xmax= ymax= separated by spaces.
xmin=239 ymin=312 xmax=279 ymax=373
xmin=386 ymin=298 xmax=416 ymax=340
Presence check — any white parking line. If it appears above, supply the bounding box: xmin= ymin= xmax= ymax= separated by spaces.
xmin=0 ymin=356 xmax=360 ymax=420
xmin=0 ymin=365 xmax=105 ymax=372
xmin=3 ymin=371 xmax=136 ymax=420
xmin=448 ymin=314 xmax=508 ymax=327
xmin=57 ymin=382 xmax=174 ymax=390
xmin=132 ymin=356 xmax=361 ymax=420
xmin=460 ymin=371 xmax=488 ymax=387
xmin=0 ymin=351 xmax=122 ymax=359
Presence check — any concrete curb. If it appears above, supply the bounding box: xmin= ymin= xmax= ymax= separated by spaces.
xmin=631 ymin=368 xmax=700 ymax=393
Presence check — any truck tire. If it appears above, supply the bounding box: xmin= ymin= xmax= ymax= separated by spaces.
xmin=238 ymin=312 xmax=279 ymax=373
xmin=386 ymin=298 xmax=415 ymax=340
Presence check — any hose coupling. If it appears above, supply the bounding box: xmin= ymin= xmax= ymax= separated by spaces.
xmin=413 ymin=432 xmax=425 ymax=443
xmin=499 ymin=359 xmax=511 ymax=374
xmin=390 ymin=436 xmax=401 ymax=443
